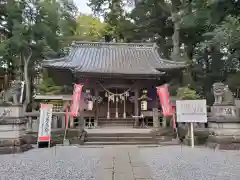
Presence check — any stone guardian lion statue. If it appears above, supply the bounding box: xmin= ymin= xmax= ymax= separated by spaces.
xmin=212 ymin=82 xmax=235 ymax=105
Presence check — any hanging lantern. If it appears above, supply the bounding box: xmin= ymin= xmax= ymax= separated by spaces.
xmin=139 ymin=89 xmax=151 ymax=111
xmin=141 ymin=100 xmax=147 ymax=110
xmin=87 ymin=100 xmax=93 ymax=110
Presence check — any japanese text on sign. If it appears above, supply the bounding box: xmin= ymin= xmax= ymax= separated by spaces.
xmin=176 ymin=100 xmax=207 ymax=123
xmin=38 ymin=104 xmax=53 ymax=142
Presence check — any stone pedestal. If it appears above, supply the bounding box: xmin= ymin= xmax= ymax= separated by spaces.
xmin=0 ymin=105 xmax=32 ymax=154
xmin=208 ymin=105 xmax=240 ymax=149
xmin=211 ymin=105 xmax=239 ymax=118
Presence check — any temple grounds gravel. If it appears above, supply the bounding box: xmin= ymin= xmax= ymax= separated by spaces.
xmin=0 ymin=146 xmax=102 ymax=180
xmin=1 ymin=145 xmax=240 ymax=180
xmin=140 ymin=146 xmax=240 ymax=180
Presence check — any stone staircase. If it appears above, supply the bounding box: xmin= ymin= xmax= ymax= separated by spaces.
xmin=98 ymin=118 xmax=135 ymax=128
xmin=84 ymin=129 xmax=158 ymax=145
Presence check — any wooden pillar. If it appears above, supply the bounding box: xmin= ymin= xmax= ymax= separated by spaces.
xmin=134 ymin=88 xmax=139 ymax=127
xmin=94 ymin=89 xmax=99 ymax=127
xmin=123 ymin=96 xmax=126 ymax=118
xmin=107 ymin=96 xmax=110 ymax=119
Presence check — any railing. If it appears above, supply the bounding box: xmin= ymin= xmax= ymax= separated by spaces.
xmin=25 ymin=112 xmax=66 ymax=133
xmin=24 ymin=111 xmax=211 ymax=133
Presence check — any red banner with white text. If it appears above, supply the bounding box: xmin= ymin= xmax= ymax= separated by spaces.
xmin=70 ymin=84 xmax=83 ymax=117
xmin=156 ymin=85 xmax=173 ymax=117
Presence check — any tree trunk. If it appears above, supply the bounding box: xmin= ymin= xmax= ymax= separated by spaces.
xmin=171 ymin=0 xmax=181 ymax=61
xmin=24 ymin=62 xmax=31 ymax=105
xmin=172 ymin=19 xmax=180 ymax=60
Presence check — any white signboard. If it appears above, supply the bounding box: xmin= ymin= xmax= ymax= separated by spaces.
xmin=176 ymin=100 xmax=207 ymax=123
xmin=37 ymin=104 xmax=53 ymax=145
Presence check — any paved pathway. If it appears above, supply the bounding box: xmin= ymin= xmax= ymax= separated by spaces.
xmin=95 ymin=146 xmax=153 ymax=180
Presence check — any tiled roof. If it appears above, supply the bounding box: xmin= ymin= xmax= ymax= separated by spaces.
xmin=43 ymin=42 xmax=186 ymax=75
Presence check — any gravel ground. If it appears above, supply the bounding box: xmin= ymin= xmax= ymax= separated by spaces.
xmin=0 ymin=146 xmax=102 ymax=180
xmin=140 ymin=146 xmax=240 ymax=180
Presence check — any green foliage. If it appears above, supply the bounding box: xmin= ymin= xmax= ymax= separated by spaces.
xmin=1 ymin=0 xmax=77 ymax=103
xmin=38 ymin=74 xmax=62 ymax=95
xmin=177 ymin=87 xmax=200 ymax=100
xmin=74 ymin=14 xmax=106 ymax=41
xmin=2 ymin=0 xmax=240 ymax=104
xmin=1 ymin=0 xmax=77 ymax=70
xmin=226 ymin=72 xmax=240 ymax=93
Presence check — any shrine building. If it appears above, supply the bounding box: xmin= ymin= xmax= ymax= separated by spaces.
xmin=42 ymin=42 xmax=186 ymax=128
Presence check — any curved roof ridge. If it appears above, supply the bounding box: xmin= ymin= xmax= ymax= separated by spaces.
xmin=151 ymin=48 xmax=186 ymax=64
xmin=72 ymin=41 xmax=155 ymax=48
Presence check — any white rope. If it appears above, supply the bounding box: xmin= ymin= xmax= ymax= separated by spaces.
xmin=99 ymin=83 xmax=132 ymax=96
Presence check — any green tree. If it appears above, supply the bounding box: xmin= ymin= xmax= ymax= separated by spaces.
xmin=38 ymin=73 xmax=62 ymax=95
xmin=88 ymin=0 xmax=134 ymax=41
xmin=177 ymin=86 xmax=200 ymax=100
xmin=1 ymin=0 xmax=77 ymax=104
xmin=74 ymin=14 xmax=106 ymax=41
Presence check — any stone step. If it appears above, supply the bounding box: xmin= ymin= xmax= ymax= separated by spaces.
xmin=87 ymin=136 xmax=154 ymax=142
xmin=98 ymin=120 xmax=134 ymax=123
xmin=156 ymin=136 xmax=175 ymax=142
xmin=84 ymin=141 xmax=157 ymax=145
xmin=99 ymin=124 xmax=134 ymax=127
xmin=87 ymin=132 xmax=153 ymax=137
xmin=98 ymin=119 xmax=135 ymax=121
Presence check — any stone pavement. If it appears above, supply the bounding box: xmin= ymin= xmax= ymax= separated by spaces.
xmin=95 ymin=146 xmax=153 ymax=180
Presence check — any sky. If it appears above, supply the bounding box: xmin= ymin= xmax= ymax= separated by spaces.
xmin=74 ymin=0 xmax=92 ymax=15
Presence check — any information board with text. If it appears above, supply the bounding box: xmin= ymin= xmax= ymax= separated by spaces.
xmin=176 ymin=100 xmax=207 ymax=123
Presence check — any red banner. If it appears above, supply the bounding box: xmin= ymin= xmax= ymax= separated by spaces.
xmin=156 ymin=85 xmax=173 ymax=117
xmin=70 ymin=84 xmax=83 ymax=117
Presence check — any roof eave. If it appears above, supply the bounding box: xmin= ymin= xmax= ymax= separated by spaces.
xmin=74 ymin=71 xmax=164 ymax=79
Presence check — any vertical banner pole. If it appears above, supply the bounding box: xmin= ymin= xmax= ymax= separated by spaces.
xmin=190 ymin=122 xmax=194 ymax=148
xmin=64 ymin=104 xmax=69 ymax=140
xmin=173 ymin=113 xmax=179 ymax=139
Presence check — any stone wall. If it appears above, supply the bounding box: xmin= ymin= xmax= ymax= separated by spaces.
xmin=0 ymin=105 xmax=32 ymax=154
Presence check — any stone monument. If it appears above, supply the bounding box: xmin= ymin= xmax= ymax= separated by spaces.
xmin=208 ymin=82 xmax=240 ymax=149
xmin=0 ymin=79 xmax=32 ymax=154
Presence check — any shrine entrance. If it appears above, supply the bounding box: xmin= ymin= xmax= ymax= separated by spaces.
xmin=99 ymin=88 xmax=135 ymax=119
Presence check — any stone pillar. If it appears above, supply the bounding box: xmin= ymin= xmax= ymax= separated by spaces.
xmin=32 ymin=116 xmax=39 ymax=133
xmin=94 ymin=89 xmax=99 ymax=127
xmin=153 ymin=108 xmax=160 ymax=128
xmin=134 ymin=88 xmax=139 ymax=127
xmin=26 ymin=116 xmax=33 ymax=132
xmin=162 ymin=117 xmax=167 ymax=128
xmin=52 ymin=115 xmax=58 ymax=129
xmin=61 ymin=116 xmax=66 ymax=129
xmin=0 ymin=105 xmax=32 ymax=154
